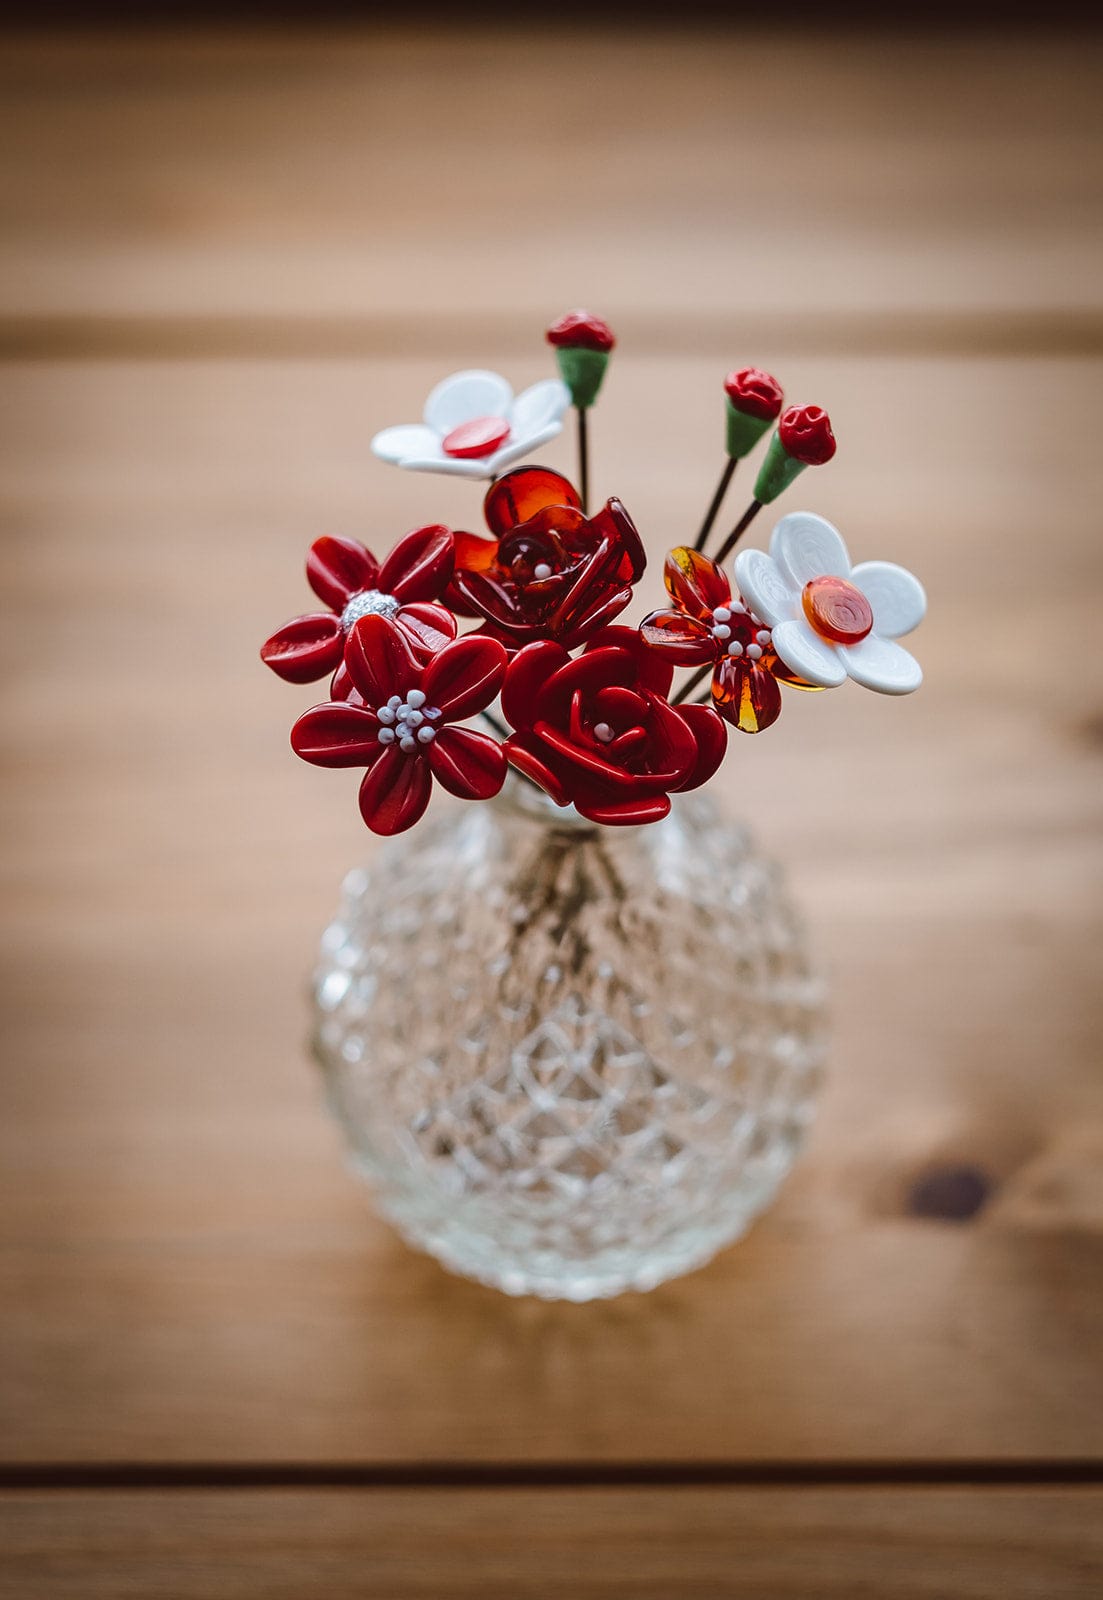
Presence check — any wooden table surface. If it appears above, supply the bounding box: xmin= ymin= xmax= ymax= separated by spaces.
xmin=1 ymin=24 xmax=1101 ymax=1598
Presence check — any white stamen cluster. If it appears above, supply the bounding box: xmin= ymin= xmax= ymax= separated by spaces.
xmin=709 ymin=602 xmax=772 ymax=661
xmin=376 ymin=689 xmax=442 ymax=752
xmin=341 ymin=589 xmax=400 ymax=629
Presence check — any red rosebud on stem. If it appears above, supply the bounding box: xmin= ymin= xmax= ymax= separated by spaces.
xmin=754 ymin=404 xmax=837 ymax=503
xmin=546 ymin=309 xmax=615 ymax=410
xmin=723 ymin=366 xmax=784 ymax=459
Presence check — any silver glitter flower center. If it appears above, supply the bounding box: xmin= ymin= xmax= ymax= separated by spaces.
xmin=341 ymin=589 xmax=400 ymax=629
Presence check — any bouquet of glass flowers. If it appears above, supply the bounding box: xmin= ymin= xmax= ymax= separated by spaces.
xmin=261 ymin=311 xmax=925 ymax=834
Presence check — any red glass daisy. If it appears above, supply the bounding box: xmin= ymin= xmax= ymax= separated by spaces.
xmin=290 ymin=615 xmax=508 ymax=835
xmin=501 ymin=625 xmax=726 ymax=825
xmin=640 ymin=546 xmax=806 ymax=734
xmin=261 ymin=525 xmax=457 ymax=686
xmin=449 ymin=466 xmax=646 ymax=652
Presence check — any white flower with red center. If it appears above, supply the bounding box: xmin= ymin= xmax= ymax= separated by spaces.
xmin=734 ymin=513 xmax=925 ymax=694
xmin=371 ymin=369 xmax=571 ymax=481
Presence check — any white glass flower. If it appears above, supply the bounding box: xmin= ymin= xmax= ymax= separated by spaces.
xmin=371 ymin=369 xmax=571 ymax=481
xmin=734 ymin=513 xmax=925 ymax=694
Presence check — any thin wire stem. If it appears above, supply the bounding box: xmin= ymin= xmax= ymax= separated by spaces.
xmin=671 ymin=662 xmax=712 ymax=706
xmin=480 ymin=710 xmax=510 ymax=741
xmin=577 ymin=407 xmax=589 ymax=513
xmin=712 ymin=498 xmax=764 ymax=567
xmin=693 ymin=457 xmax=737 ymax=553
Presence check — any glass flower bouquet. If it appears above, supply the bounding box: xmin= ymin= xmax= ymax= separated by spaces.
xmin=262 ymin=313 xmax=925 ymax=1299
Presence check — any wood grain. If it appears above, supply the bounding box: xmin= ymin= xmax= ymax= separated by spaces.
xmin=0 ymin=352 xmax=1100 ymax=1464
xmin=1 ymin=1488 xmax=1100 ymax=1599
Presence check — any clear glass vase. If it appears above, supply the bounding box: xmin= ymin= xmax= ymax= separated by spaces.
xmin=312 ymin=780 xmax=826 ymax=1300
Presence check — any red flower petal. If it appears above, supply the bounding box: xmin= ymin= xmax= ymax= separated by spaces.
xmin=575 ymin=792 xmax=671 ymax=826
xmin=328 ymin=660 xmax=362 ymax=703
xmin=533 ymin=720 xmax=638 ymax=788
xmin=260 ymin=613 xmax=343 ymax=684
xmin=583 ymin=626 xmax=674 ymax=697
xmin=484 ymin=467 xmax=581 ymax=536
xmin=712 ymin=657 xmax=783 ymax=734
xmin=306 ymin=536 xmax=379 ymax=611
xmin=663 ymin=546 xmax=731 ymax=620
xmin=535 ymin=645 xmax=638 ymax=725
xmin=639 ymin=691 xmax=698 ymax=787
xmin=290 ymin=702 xmax=383 ymax=767
xmin=639 ymin=609 xmax=715 ymax=666
xmin=592 ymin=499 xmax=646 ymax=583
xmin=674 ymin=703 xmax=728 ymax=791
xmin=397 ymin=601 xmax=457 ymax=657
xmin=558 ymin=584 xmax=635 ymax=650
xmin=422 ymin=634 xmax=508 ymax=721
xmin=379 ymin=524 xmax=455 ymax=603
xmin=501 ymin=639 xmax=570 ymax=731
xmin=358 ymin=746 xmax=432 ymax=835
xmin=427 ymin=726 xmax=507 ymax=800
xmin=503 ymin=733 xmax=573 ymax=806
xmin=343 ymin=614 xmax=420 ymax=706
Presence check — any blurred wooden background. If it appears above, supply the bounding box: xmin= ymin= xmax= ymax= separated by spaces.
xmin=0 ymin=23 xmax=1101 ymax=1598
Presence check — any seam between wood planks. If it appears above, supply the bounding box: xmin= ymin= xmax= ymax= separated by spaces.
xmin=0 ymin=1462 xmax=1100 ymax=1492
xmin=0 ymin=311 xmax=1100 ymax=362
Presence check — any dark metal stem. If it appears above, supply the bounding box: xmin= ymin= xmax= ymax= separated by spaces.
xmin=671 ymin=662 xmax=712 ymax=707
xmin=577 ymin=407 xmax=589 ymax=512
xmin=712 ymin=499 xmax=764 ymax=567
xmin=693 ymin=457 xmax=737 ymax=553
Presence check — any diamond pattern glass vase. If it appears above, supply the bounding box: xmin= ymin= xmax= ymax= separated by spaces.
xmin=312 ymin=781 xmax=826 ymax=1300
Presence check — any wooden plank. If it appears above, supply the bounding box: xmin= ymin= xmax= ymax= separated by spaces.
xmin=0 ymin=30 xmax=1100 ymax=327
xmin=0 ymin=353 xmax=1100 ymax=1464
xmin=1 ymin=1487 xmax=1100 ymax=1599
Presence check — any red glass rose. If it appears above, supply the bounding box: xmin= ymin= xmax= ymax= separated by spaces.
xmin=501 ymin=626 xmax=726 ymax=825
xmin=779 ymin=404 xmax=836 ymax=466
xmin=261 ymin=526 xmax=457 ymax=686
xmin=723 ymin=367 xmax=784 ymax=421
xmin=640 ymin=546 xmax=798 ymax=734
xmin=545 ymin=310 xmax=616 ymax=352
xmin=451 ymin=467 xmax=646 ymax=652
xmin=290 ymin=615 xmax=508 ymax=835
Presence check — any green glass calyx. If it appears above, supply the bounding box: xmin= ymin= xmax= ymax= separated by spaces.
xmin=555 ymin=346 xmax=609 ymax=410
xmin=725 ymin=399 xmax=774 ymax=460
xmin=753 ymin=430 xmax=808 ymax=503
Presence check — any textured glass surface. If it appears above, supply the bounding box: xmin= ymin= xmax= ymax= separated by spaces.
xmin=312 ymin=782 xmax=827 ymax=1300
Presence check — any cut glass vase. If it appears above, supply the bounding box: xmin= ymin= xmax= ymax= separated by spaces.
xmin=312 ymin=780 xmax=826 ymax=1300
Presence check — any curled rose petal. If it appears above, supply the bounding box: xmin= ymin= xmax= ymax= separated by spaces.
xmin=422 ymin=634 xmax=508 ymax=720
xmin=306 ymin=536 xmax=380 ymax=612
xmin=484 ymin=468 xmax=581 ymax=536
xmin=583 ymin=626 xmax=675 ymax=697
xmin=260 ymin=613 xmax=344 ymax=684
xmin=674 ymin=703 xmax=728 ymax=790
xmin=378 ymin=524 xmax=455 ymax=603
xmin=290 ymin=703 xmax=383 ymax=767
xmin=501 ymin=639 xmax=570 ymax=731
xmin=427 ymin=726 xmax=507 ymax=800
xmin=358 ymin=746 xmax=433 ymax=835
xmin=344 ymin=614 xmax=421 ymax=706
xmin=575 ymin=792 xmax=671 ymax=826
xmin=503 ymin=732 xmax=572 ymax=806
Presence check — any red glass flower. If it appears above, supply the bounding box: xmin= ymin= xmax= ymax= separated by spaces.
xmin=501 ymin=626 xmax=726 ymax=825
xmin=260 ymin=526 xmax=457 ymax=686
xmin=546 ymin=310 xmax=616 ymax=352
xmin=779 ymin=404 xmax=836 ymax=466
xmin=723 ymin=367 xmax=784 ymax=421
xmin=640 ymin=546 xmax=803 ymax=734
xmin=290 ymin=615 xmax=508 ymax=835
xmin=451 ymin=467 xmax=646 ymax=653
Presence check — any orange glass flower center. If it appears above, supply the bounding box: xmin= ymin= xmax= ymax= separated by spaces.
xmin=801 ymin=576 xmax=873 ymax=645
xmin=442 ymin=416 xmax=511 ymax=459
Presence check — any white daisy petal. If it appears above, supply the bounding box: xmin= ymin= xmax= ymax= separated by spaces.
xmin=488 ymin=422 xmax=565 ymax=474
xmin=770 ymin=619 xmax=848 ymax=688
xmin=851 ymin=560 xmax=926 ymax=640
xmin=509 ymin=378 xmax=570 ymax=436
xmin=399 ymin=453 xmax=493 ymax=479
xmin=733 ymin=549 xmax=799 ymax=628
xmin=771 ymin=512 xmax=851 ymax=586
xmin=837 ymin=635 xmax=922 ymax=694
xmin=423 ymin=369 xmax=513 ymax=434
xmin=370 ymin=423 xmax=442 ymax=464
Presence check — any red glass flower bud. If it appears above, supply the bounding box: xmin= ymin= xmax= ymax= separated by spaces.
xmin=778 ymin=405 xmax=836 ymax=466
xmin=545 ymin=310 xmax=616 ymax=353
xmin=723 ymin=368 xmax=783 ymax=422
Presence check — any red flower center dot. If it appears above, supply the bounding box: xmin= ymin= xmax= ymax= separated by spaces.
xmin=441 ymin=416 xmax=512 ymax=459
xmin=801 ymin=576 xmax=873 ymax=645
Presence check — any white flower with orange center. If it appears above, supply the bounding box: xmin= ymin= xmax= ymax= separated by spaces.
xmin=371 ymin=369 xmax=570 ymax=481
xmin=734 ymin=513 xmax=925 ymax=694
